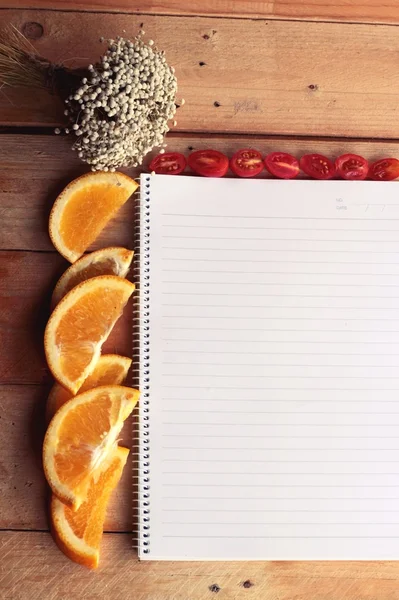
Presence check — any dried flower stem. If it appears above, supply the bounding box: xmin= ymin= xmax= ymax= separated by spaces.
xmin=0 ymin=25 xmax=86 ymax=97
xmin=0 ymin=28 xmax=49 ymax=89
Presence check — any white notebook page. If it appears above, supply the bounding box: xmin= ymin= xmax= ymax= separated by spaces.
xmin=139 ymin=174 xmax=399 ymax=560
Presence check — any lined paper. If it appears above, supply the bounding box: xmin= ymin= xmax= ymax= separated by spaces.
xmin=140 ymin=174 xmax=399 ymax=560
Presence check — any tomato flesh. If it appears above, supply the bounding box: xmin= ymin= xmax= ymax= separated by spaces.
xmin=335 ymin=154 xmax=368 ymax=180
xmin=264 ymin=152 xmax=299 ymax=179
xmin=230 ymin=149 xmax=264 ymax=178
xmin=300 ymin=153 xmax=335 ymax=180
xmin=149 ymin=152 xmax=186 ymax=175
xmin=188 ymin=150 xmax=229 ymax=177
xmin=369 ymin=158 xmax=399 ymax=181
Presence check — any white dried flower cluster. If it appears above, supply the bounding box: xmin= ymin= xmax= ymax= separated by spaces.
xmin=61 ymin=35 xmax=177 ymax=171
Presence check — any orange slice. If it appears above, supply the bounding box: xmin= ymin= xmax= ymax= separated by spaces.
xmin=52 ymin=247 xmax=134 ymax=307
xmin=43 ymin=385 xmax=139 ymax=510
xmin=44 ymin=275 xmax=135 ymax=394
xmin=46 ymin=354 xmax=132 ymax=423
xmin=51 ymin=446 xmax=129 ymax=569
xmin=49 ymin=172 xmax=138 ymax=262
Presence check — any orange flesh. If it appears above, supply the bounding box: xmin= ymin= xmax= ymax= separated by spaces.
xmin=48 ymin=359 xmax=130 ymax=418
xmin=62 ymin=258 xmax=120 ymax=297
xmin=63 ymin=450 xmax=126 ymax=547
xmin=44 ymin=385 xmax=138 ymax=510
xmin=55 ymin=287 xmax=128 ymax=383
xmin=55 ymin=248 xmax=133 ymax=304
xmin=52 ymin=391 xmax=129 ymax=495
xmin=59 ymin=184 xmax=130 ymax=256
xmin=51 ymin=446 xmax=129 ymax=568
xmin=53 ymin=392 xmax=120 ymax=488
xmin=82 ymin=362 xmax=129 ymax=389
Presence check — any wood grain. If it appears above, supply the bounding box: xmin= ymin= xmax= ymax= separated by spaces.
xmin=2 ymin=10 xmax=399 ymax=137
xmin=3 ymin=133 xmax=399 ymax=253
xmin=0 ymin=385 xmax=135 ymax=531
xmin=4 ymin=0 xmax=399 ymax=25
xmin=3 ymin=532 xmax=399 ymax=600
xmin=0 ymin=251 xmax=131 ymax=384
xmin=0 ymin=135 xmax=136 ymax=252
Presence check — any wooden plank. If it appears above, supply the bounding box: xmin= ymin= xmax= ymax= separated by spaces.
xmin=4 ymin=0 xmax=399 ymax=25
xmin=3 ymin=133 xmax=399 ymax=253
xmin=3 ymin=532 xmax=399 ymax=600
xmin=0 ymin=251 xmax=131 ymax=384
xmin=0 ymin=135 xmax=136 ymax=252
xmin=0 ymin=385 xmax=135 ymax=531
xmin=0 ymin=252 xmax=65 ymax=384
xmin=2 ymin=10 xmax=399 ymax=137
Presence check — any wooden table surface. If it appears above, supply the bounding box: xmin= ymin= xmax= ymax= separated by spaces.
xmin=2 ymin=2 xmax=399 ymax=599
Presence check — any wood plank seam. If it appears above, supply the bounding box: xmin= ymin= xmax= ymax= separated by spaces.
xmin=4 ymin=128 xmax=399 ymax=146
xmin=4 ymin=2 xmax=399 ymax=27
xmin=3 ymin=7 xmax=396 ymax=28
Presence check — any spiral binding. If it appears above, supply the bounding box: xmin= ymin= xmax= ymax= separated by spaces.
xmin=132 ymin=173 xmax=151 ymax=557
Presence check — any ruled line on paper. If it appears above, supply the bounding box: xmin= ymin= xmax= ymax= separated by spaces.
xmin=162 ymin=395 xmax=399 ymax=400
xmin=161 ymin=521 xmax=399 ymax=525
xmin=162 ymin=497 xmax=399 ymax=500
xmin=162 ymin=328 xmax=399 ymax=333
xmin=162 ymin=445 xmax=399 ymax=449
xmin=162 ymin=339 xmax=399 ymax=345
xmin=162 ymin=291 xmax=399 ymax=297
xmin=161 ymin=307 xmax=399 ymax=312
xmin=162 ymin=224 xmax=399 ymax=232
xmin=161 ymin=423 xmax=399 ymax=428
xmin=162 ymin=451 xmax=399 ymax=458
xmin=162 ymin=398 xmax=399 ymax=403
xmin=162 ymin=280 xmax=399 ymax=287
xmin=164 ymin=352 xmax=399 ymax=356
xmin=163 ymin=235 xmax=399 ymax=243
xmin=162 ymin=483 xmax=399 ymax=487
xmin=162 ymin=535 xmax=399 ymax=539
xmin=163 ymin=246 xmax=399 ymax=254
xmin=161 ymin=213 xmax=399 ymax=221
xmin=162 ymin=410 xmax=399 ymax=414
xmin=162 ymin=459 xmax=399 ymax=463
xmin=161 ymin=471 xmax=399 ymax=476
xmin=162 ymin=315 xmax=399 ymax=321
xmin=162 ymin=258 xmax=399 ymax=264
xmin=162 ymin=508 xmax=399 ymax=512
xmin=161 ymin=375 xmax=399 ymax=379
xmin=162 ymin=522 xmax=399 ymax=526
xmin=162 ymin=270 xmax=399 ymax=277
xmin=162 ymin=386 xmax=399 ymax=390
xmin=161 ymin=435 xmax=399 ymax=439
xmin=162 ymin=351 xmax=399 ymax=356
xmin=162 ymin=363 xmax=399 ymax=368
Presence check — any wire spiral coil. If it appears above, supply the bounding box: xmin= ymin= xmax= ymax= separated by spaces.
xmin=133 ymin=174 xmax=151 ymax=556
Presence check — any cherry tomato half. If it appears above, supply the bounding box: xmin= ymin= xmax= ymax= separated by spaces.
xmin=300 ymin=153 xmax=335 ymax=180
xmin=149 ymin=152 xmax=186 ymax=175
xmin=230 ymin=149 xmax=264 ymax=178
xmin=264 ymin=152 xmax=299 ymax=179
xmin=369 ymin=158 xmax=399 ymax=181
xmin=188 ymin=149 xmax=229 ymax=177
xmin=335 ymin=154 xmax=368 ymax=180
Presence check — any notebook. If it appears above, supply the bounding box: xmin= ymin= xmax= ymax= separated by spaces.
xmin=137 ymin=173 xmax=399 ymax=560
